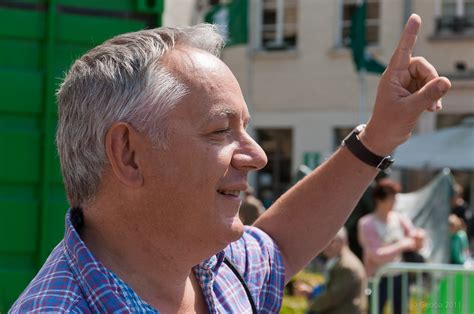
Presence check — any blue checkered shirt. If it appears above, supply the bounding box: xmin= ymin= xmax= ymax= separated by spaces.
xmin=10 ymin=209 xmax=285 ymax=313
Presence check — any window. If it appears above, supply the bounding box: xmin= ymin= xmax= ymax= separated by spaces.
xmin=333 ymin=126 xmax=355 ymax=150
xmin=337 ymin=0 xmax=381 ymax=48
xmin=436 ymin=113 xmax=474 ymax=129
xmin=435 ymin=0 xmax=474 ymax=35
xmin=256 ymin=129 xmax=292 ymax=208
xmin=256 ymin=0 xmax=298 ymax=50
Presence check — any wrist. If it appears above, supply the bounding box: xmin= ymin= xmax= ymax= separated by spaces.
xmin=358 ymin=127 xmax=395 ymax=156
xmin=341 ymin=125 xmax=394 ymax=170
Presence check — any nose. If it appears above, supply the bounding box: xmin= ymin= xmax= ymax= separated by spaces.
xmin=232 ymin=131 xmax=268 ymax=171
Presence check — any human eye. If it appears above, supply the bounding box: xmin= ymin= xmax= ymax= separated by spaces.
xmin=208 ymin=127 xmax=233 ymax=143
xmin=213 ymin=128 xmax=232 ymax=135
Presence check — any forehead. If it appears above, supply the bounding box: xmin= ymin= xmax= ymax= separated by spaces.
xmin=165 ymin=47 xmax=240 ymax=96
xmin=165 ymin=47 xmax=249 ymax=123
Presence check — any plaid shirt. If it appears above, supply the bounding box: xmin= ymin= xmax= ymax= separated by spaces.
xmin=10 ymin=209 xmax=285 ymax=313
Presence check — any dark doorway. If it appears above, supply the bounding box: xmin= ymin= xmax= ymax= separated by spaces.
xmin=256 ymin=128 xmax=293 ymax=208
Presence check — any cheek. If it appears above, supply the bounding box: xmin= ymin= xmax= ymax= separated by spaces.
xmin=147 ymin=139 xmax=236 ymax=194
xmin=190 ymin=144 xmax=235 ymax=177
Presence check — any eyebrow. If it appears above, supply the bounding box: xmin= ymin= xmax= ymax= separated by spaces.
xmin=204 ymin=108 xmax=251 ymax=126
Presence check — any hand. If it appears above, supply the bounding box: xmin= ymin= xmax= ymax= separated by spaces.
xmin=293 ymin=280 xmax=312 ymax=297
xmin=400 ymin=237 xmax=417 ymax=252
xmin=414 ymin=229 xmax=426 ymax=250
xmin=360 ymin=14 xmax=451 ymax=156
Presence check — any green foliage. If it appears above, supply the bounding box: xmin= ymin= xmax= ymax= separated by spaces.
xmin=280 ymin=295 xmax=308 ymax=314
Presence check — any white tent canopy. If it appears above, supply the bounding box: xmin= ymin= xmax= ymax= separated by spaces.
xmin=394 ymin=116 xmax=474 ymax=170
xmin=394 ymin=116 xmax=474 ymax=204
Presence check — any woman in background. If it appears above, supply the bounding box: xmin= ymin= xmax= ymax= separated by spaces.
xmin=358 ymin=179 xmax=425 ymax=314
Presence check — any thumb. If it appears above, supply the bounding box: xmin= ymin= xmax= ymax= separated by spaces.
xmin=406 ymin=76 xmax=451 ymax=111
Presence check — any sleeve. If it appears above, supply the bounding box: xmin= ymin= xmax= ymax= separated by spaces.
xmin=225 ymin=226 xmax=285 ymax=313
xmin=358 ymin=216 xmax=403 ymax=264
xmin=309 ymin=267 xmax=360 ymax=312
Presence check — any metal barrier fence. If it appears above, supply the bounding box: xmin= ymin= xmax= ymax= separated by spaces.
xmin=370 ymin=262 xmax=474 ymax=314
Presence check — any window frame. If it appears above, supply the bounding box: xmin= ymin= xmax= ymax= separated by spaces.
xmin=254 ymin=0 xmax=298 ymax=51
xmin=434 ymin=0 xmax=474 ymax=35
xmin=335 ymin=0 xmax=381 ymax=49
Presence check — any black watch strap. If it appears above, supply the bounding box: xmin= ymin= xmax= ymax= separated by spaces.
xmin=342 ymin=125 xmax=394 ymax=170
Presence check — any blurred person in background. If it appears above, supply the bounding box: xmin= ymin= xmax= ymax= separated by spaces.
xmin=448 ymin=214 xmax=470 ymax=265
xmin=239 ymin=187 xmax=265 ymax=225
xmin=451 ymin=183 xmax=474 ymax=247
xmin=296 ymin=227 xmax=367 ymax=314
xmin=358 ymin=179 xmax=425 ymax=314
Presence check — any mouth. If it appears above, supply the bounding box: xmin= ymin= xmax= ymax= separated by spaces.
xmin=217 ymin=189 xmax=241 ymax=198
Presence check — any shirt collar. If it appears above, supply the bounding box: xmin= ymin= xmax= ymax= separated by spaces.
xmin=196 ymin=250 xmax=226 ymax=273
xmin=64 ymin=208 xmax=227 ymax=310
xmin=63 ymin=208 xmax=130 ymax=312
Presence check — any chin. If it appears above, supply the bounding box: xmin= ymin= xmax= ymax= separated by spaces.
xmin=218 ymin=216 xmax=245 ymax=246
xmin=230 ymin=217 xmax=245 ymax=239
xmin=189 ymin=217 xmax=244 ymax=261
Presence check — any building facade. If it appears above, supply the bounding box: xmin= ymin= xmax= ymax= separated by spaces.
xmin=165 ymin=0 xmax=474 ymax=203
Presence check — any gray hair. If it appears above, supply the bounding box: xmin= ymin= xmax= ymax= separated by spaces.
xmin=56 ymin=24 xmax=225 ymax=208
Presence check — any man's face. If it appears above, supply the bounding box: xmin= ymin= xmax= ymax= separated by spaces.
xmin=137 ymin=48 xmax=267 ymax=253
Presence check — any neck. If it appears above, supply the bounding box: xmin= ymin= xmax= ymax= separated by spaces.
xmin=374 ymin=205 xmax=391 ymax=221
xmin=79 ymin=204 xmax=208 ymax=311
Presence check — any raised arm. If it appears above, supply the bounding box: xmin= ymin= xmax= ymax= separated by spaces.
xmin=254 ymin=14 xmax=451 ymax=281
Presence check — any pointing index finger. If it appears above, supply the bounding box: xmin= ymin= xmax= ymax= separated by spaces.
xmin=389 ymin=14 xmax=421 ymax=70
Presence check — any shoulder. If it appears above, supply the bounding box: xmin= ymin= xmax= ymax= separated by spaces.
xmin=340 ymin=249 xmax=364 ymax=270
xmin=358 ymin=214 xmax=375 ymax=229
xmin=225 ymin=226 xmax=283 ymax=270
xmin=232 ymin=226 xmax=278 ymax=249
xmin=337 ymin=250 xmax=366 ymax=279
xmin=224 ymin=226 xmax=285 ymax=310
xmin=9 ymin=242 xmax=86 ymax=313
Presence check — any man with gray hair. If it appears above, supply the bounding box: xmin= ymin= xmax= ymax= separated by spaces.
xmin=11 ymin=14 xmax=450 ymax=313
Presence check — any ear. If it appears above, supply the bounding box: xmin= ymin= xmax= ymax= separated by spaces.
xmin=105 ymin=122 xmax=144 ymax=188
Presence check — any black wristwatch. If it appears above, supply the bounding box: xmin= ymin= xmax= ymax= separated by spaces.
xmin=341 ymin=124 xmax=394 ymax=170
